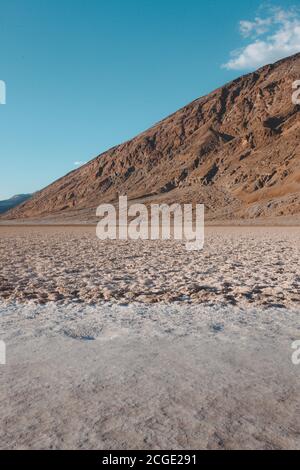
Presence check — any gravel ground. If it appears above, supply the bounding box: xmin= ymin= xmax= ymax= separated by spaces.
xmin=0 ymin=226 xmax=299 ymax=449
xmin=0 ymin=226 xmax=299 ymax=307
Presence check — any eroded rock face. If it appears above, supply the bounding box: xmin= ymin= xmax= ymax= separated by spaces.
xmin=5 ymin=53 xmax=300 ymax=222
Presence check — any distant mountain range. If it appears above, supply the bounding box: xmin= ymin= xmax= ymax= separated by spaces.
xmin=3 ymin=52 xmax=300 ymax=222
xmin=0 ymin=194 xmax=32 ymax=214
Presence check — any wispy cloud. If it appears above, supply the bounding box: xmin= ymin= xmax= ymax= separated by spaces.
xmin=74 ymin=161 xmax=87 ymax=166
xmin=224 ymin=6 xmax=300 ymax=70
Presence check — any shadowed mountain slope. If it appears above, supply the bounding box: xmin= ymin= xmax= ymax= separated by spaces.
xmin=0 ymin=194 xmax=32 ymax=214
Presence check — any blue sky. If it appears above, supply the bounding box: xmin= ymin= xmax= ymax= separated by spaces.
xmin=0 ymin=0 xmax=299 ymax=199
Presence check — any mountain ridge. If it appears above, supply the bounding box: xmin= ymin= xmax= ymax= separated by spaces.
xmin=0 ymin=194 xmax=32 ymax=214
xmin=3 ymin=52 xmax=300 ymax=222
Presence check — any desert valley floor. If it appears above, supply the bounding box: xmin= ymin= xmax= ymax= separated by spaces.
xmin=0 ymin=225 xmax=299 ymax=449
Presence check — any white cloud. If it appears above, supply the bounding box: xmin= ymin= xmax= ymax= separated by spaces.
xmin=240 ymin=17 xmax=272 ymax=38
xmin=224 ymin=6 xmax=300 ymax=70
xmin=74 ymin=161 xmax=87 ymax=166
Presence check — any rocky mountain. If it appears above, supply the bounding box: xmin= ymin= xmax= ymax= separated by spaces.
xmin=4 ymin=53 xmax=300 ymax=222
xmin=0 ymin=194 xmax=32 ymax=214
